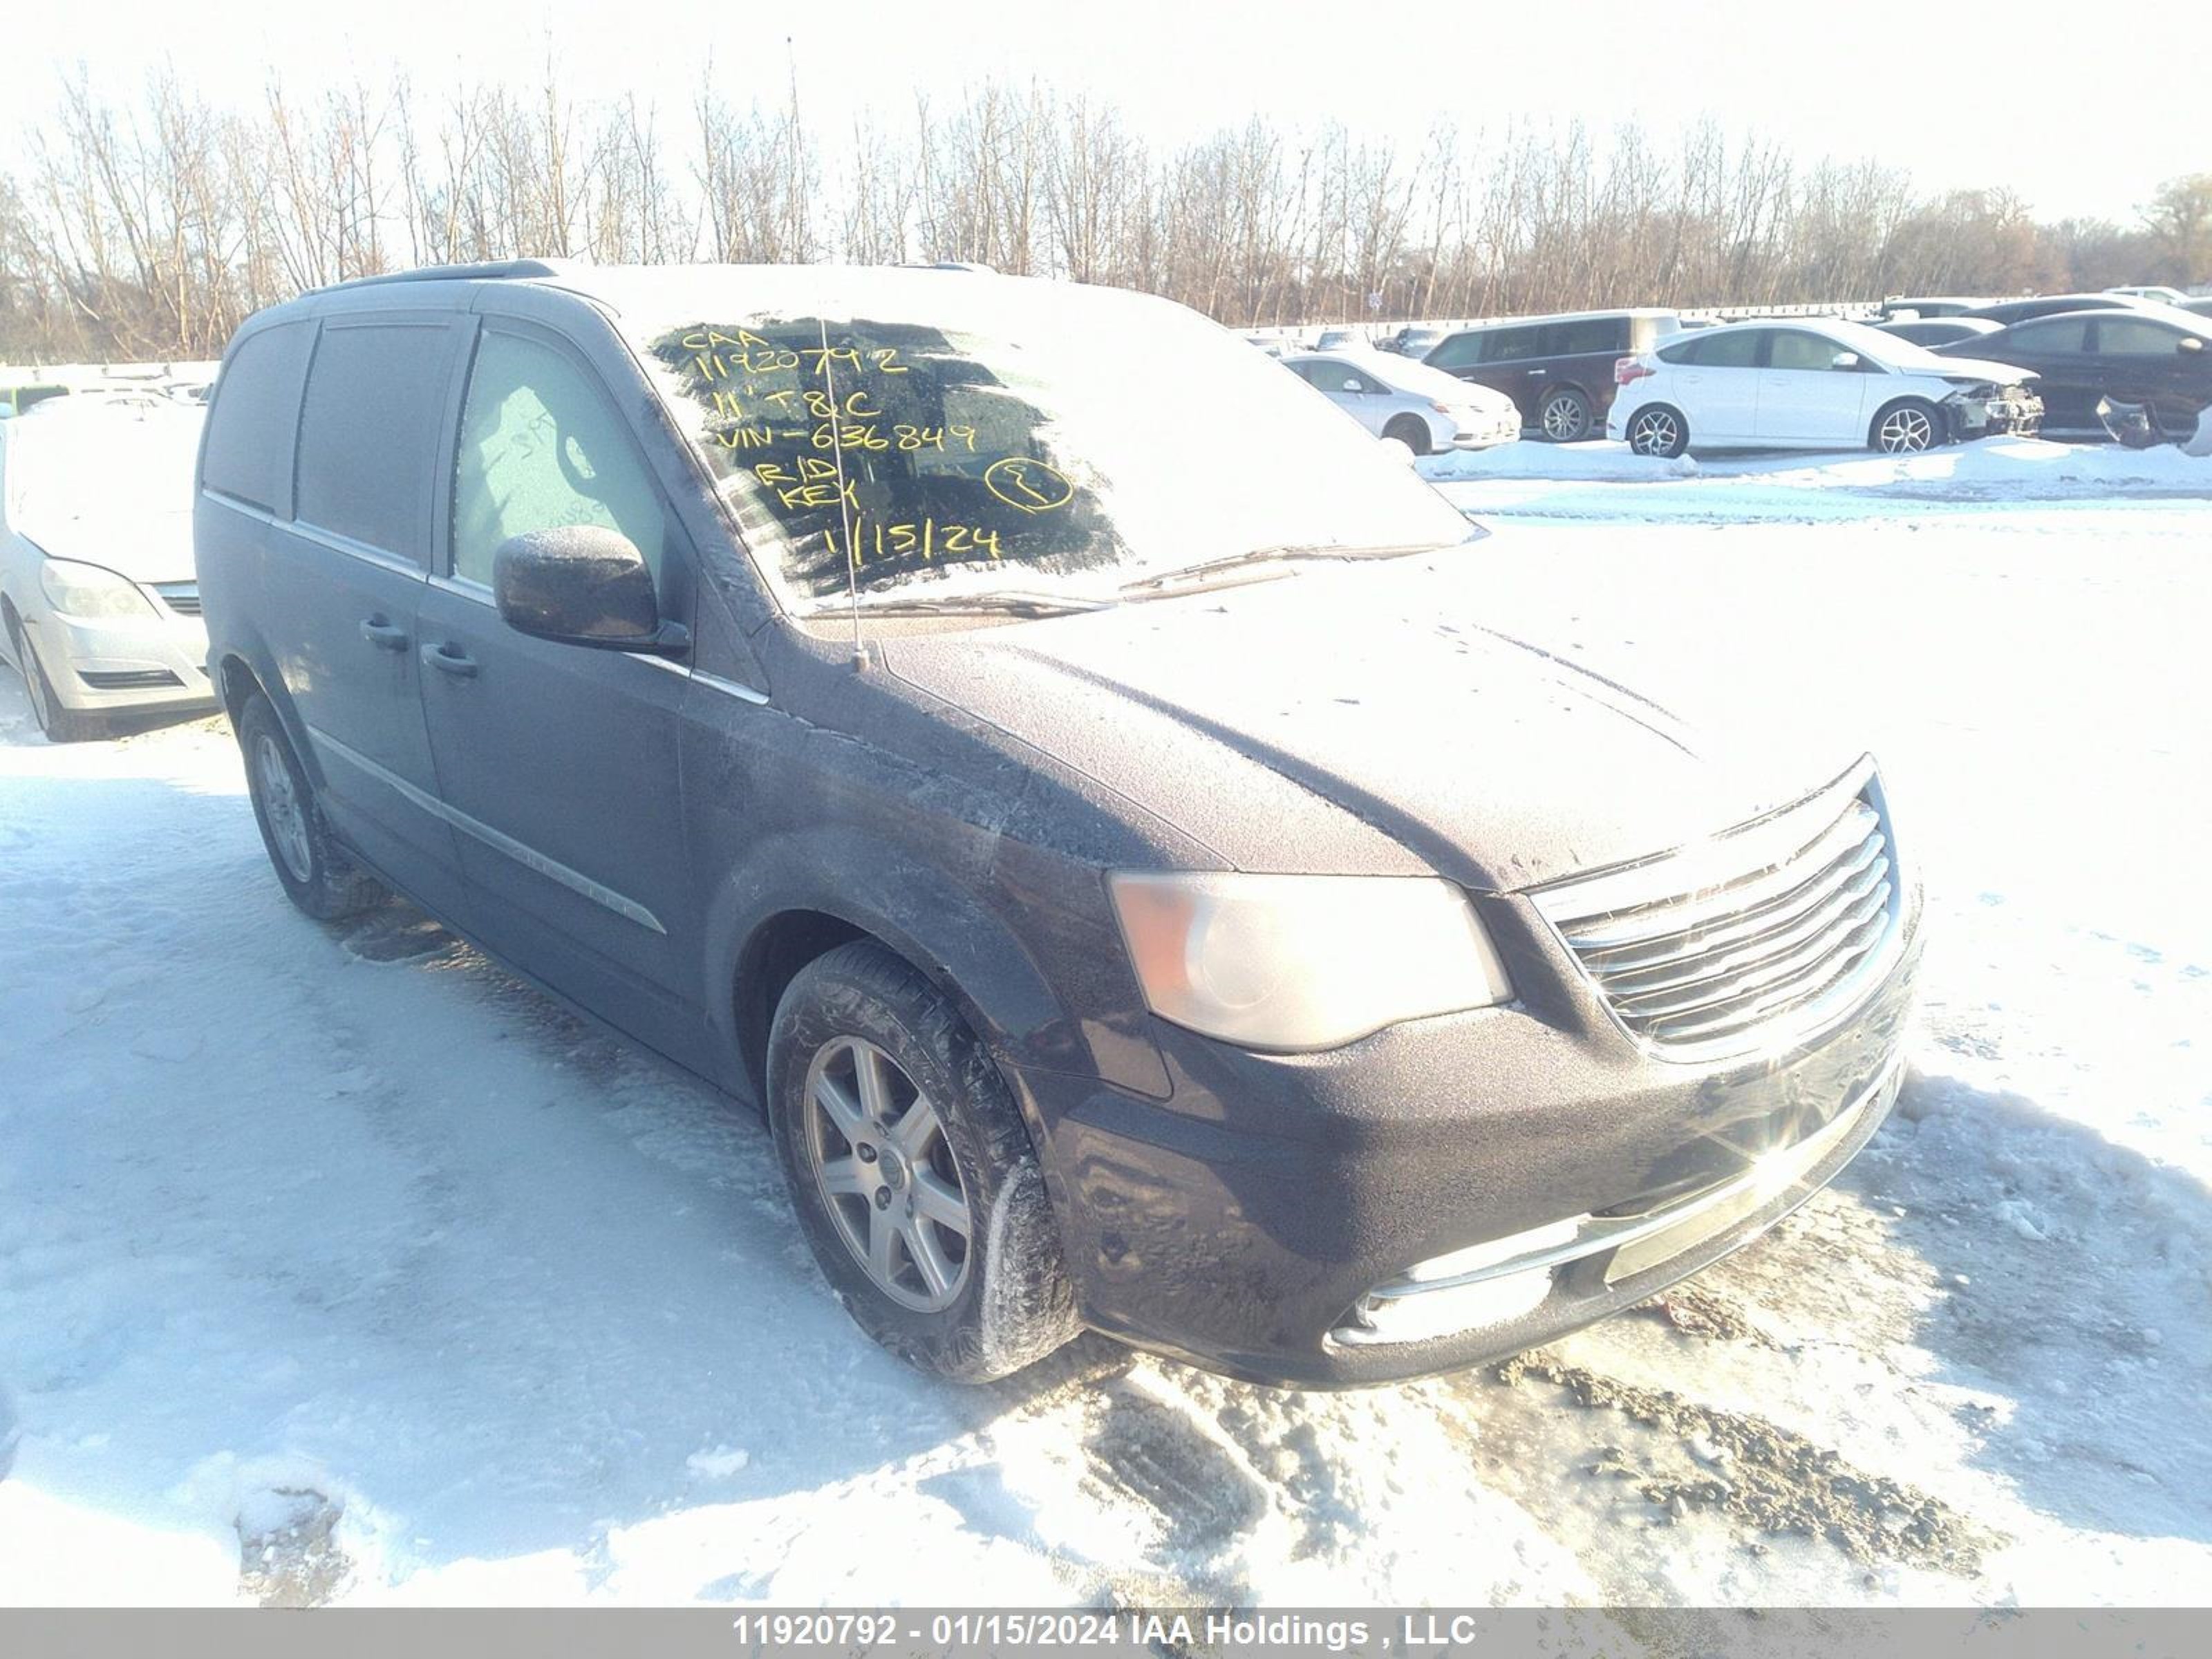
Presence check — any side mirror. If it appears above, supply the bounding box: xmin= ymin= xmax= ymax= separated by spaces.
xmin=2181 ymin=337 xmax=2204 ymax=353
xmin=1831 ymin=351 xmax=1862 ymax=371
xmin=493 ymin=526 xmax=688 ymax=655
xmin=1341 ymin=378 xmax=1365 ymax=393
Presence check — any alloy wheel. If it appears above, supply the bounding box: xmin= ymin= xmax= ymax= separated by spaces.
xmin=254 ymin=732 xmax=315 ymax=883
xmin=1877 ymin=406 xmax=1936 ymax=453
xmin=803 ymin=1035 xmax=973 ymax=1312
xmin=1541 ymin=391 xmax=1590 ymax=441
xmin=1629 ymin=409 xmax=1680 ymax=456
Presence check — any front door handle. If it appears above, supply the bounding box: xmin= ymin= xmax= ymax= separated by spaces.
xmin=421 ymin=643 xmax=479 ymax=679
xmin=359 ymin=616 xmax=409 ymax=651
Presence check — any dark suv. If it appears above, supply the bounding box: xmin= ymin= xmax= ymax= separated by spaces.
xmin=1423 ymin=310 xmax=1682 ymax=441
xmin=196 ymin=262 xmax=1918 ymax=1389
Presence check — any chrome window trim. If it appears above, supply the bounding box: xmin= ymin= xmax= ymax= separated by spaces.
xmin=305 ymin=723 xmax=666 ymax=935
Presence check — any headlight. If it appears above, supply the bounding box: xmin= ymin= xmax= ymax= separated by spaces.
xmin=40 ymin=558 xmax=154 ymax=619
xmin=1108 ymin=872 xmax=1513 ymax=1051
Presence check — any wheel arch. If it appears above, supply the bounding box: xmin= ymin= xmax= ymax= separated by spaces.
xmin=709 ymin=825 xmax=1166 ymax=1116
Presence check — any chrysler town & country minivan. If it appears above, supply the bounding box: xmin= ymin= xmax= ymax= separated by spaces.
xmin=196 ymin=262 xmax=1920 ymax=1387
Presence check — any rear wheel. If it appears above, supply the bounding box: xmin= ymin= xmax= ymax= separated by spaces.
xmin=1539 ymin=386 xmax=1594 ymax=442
xmin=1382 ymin=414 xmax=1432 ymax=456
xmin=1627 ymin=404 xmax=1689 ymax=458
xmin=769 ymin=940 xmax=1078 ymax=1381
xmin=236 ymin=692 xmax=386 ymax=920
xmin=7 ymin=618 xmax=102 ymax=742
xmin=1871 ymin=398 xmax=1944 ymax=454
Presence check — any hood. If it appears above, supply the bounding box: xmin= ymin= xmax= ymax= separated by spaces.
xmin=878 ymin=552 xmax=1852 ymax=890
xmin=1924 ymin=355 xmax=2038 ymax=384
xmin=21 ymin=505 xmax=196 ymax=585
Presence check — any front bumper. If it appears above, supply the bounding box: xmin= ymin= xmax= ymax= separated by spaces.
xmin=30 ymin=607 xmax=215 ymax=715
xmin=1004 ymin=890 xmax=1921 ymax=1389
xmin=1450 ymin=409 xmax=1523 ymax=450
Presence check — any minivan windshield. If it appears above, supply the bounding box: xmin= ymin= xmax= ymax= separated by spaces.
xmin=621 ymin=272 xmax=1473 ymax=614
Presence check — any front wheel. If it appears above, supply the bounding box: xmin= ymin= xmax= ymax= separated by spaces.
xmin=1382 ymin=414 xmax=1433 ymax=456
xmin=1539 ymin=386 xmax=1594 ymax=442
xmin=1871 ymin=399 xmax=1944 ymax=454
xmin=8 ymin=619 xmax=102 ymax=742
xmin=1626 ymin=404 xmax=1689 ymax=458
xmin=769 ymin=940 xmax=1078 ymax=1382
xmin=236 ymin=692 xmax=387 ymax=921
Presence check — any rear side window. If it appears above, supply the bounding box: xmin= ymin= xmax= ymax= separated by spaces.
xmin=202 ymin=321 xmax=314 ymax=512
xmin=1680 ymin=330 xmax=1765 ymax=368
xmin=1546 ymin=317 xmax=1628 ymax=356
xmin=1481 ymin=327 xmax=1545 ymax=364
xmin=294 ymin=321 xmax=456 ymax=563
xmin=2007 ymin=317 xmax=2090 ymax=356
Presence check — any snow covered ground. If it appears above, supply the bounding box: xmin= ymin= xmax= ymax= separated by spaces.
xmin=1 ymin=442 xmax=2207 ymax=1606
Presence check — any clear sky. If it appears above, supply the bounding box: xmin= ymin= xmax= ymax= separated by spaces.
xmin=0 ymin=0 xmax=2184 ymax=224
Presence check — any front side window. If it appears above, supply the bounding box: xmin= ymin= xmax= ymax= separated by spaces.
xmin=1768 ymin=331 xmax=1846 ymax=372
xmin=629 ymin=282 xmax=1468 ymax=611
xmin=452 ymin=332 xmax=668 ymax=589
xmin=2092 ymin=318 xmax=2190 ymax=358
xmin=1425 ymin=332 xmax=1485 ymax=369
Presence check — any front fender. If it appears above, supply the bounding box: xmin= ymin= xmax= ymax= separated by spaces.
xmin=700 ymin=816 xmax=1172 ymax=1111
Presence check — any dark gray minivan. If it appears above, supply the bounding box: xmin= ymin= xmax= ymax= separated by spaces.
xmin=196 ymin=262 xmax=1920 ymax=1388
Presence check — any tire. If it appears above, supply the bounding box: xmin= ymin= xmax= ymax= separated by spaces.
xmin=8 ymin=618 xmax=103 ymax=742
xmin=1538 ymin=386 xmax=1594 ymax=442
xmin=236 ymin=692 xmax=386 ymax=921
xmin=1626 ymin=404 xmax=1689 ymax=458
xmin=1871 ymin=398 xmax=1944 ymax=454
xmin=1382 ymin=414 xmax=1432 ymax=457
xmin=768 ymin=940 xmax=1079 ymax=1382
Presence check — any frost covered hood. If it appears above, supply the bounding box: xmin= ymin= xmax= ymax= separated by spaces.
xmin=5 ymin=403 xmax=203 ymax=583
xmin=879 ymin=552 xmax=1850 ymax=890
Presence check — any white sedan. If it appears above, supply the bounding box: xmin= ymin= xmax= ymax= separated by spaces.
xmin=1606 ymin=317 xmax=2043 ymax=457
xmin=0 ymin=399 xmax=215 ymax=741
xmin=1281 ymin=349 xmax=1521 ymax=453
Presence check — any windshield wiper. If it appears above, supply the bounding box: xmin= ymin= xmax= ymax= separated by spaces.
xmin=1118 ymin=539 xmax=1469 ymax=597
xmin=825 ymin=590 xmax=1110 ymax=619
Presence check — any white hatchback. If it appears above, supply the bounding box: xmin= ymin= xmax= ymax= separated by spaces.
xmin=1606 ymin=317 xmax=2043 ymax=457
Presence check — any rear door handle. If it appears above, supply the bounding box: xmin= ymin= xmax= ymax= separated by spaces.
xmin=1526 ymin=368 xmax=1549 ymax=377
xmin=421 ymin=643 xmax=479 ymax=679
xmin=359 ymin=616 xmax=409 ymax=651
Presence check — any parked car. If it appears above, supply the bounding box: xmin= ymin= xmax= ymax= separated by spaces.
xmin=1313 ymin=326 xmax=1369 ymax=351
xmin=2105 ymin=285 xmax=2189 ymax=306
xmin=1282 ymin=349 xmax=1521 ymax=453
xmin=197 ymin=260 xmax=1920 ymax=1389
xmin=0 ymin=400 xmax=216 ymax=740
xmin=1958 ymin=292 xmax=2150 ymax=328
xmin=1378 ymin=325 xmax=1446 ymax=359
xmin=1608 ymin=317 xmax=2041 ymax=457
xmin=2178 ymin=297 xmax=2212 ymax=320
xmin=0 ymin=381 xmax=70 ymax=419
xmin=1874 ymin=296 xmax=1996 ymax=321
xmin=1875 ymin=317 xmax=2003 ymax=350
xmin=1423 ymin=310 xmax=1682 ymax=441
xmin=1938 ymin=305 xmax=2212 ymax=437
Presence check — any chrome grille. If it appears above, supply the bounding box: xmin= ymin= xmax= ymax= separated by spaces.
xmin=153 ymin=581 xmax=201 ymax=616
xmin=1532 ymin=762 xmax=1904 ymax=1059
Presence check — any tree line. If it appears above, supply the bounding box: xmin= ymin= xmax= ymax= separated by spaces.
xmin=3 ymin=64 xmax=2206 ymax=364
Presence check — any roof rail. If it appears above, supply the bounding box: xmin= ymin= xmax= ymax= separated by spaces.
xmin=308 ymin=259 xmax=572 ymax=297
